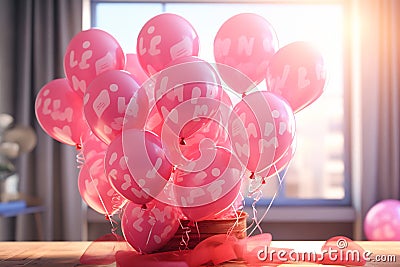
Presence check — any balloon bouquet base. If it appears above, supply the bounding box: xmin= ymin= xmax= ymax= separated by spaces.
xmin=157 ymin=211 xmax=248 ymax=252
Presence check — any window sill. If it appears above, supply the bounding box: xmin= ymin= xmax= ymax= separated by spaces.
xmin=244 ymin=206 xmax=355 ymax=223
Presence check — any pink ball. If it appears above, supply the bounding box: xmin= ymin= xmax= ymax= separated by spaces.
xmin=364 ymin=199 xmax=400 ymax=240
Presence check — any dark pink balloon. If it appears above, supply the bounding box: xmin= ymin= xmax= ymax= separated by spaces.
xmin=105 ymin=134 xmax=153 ymax=205
xmin=364 ymin=199 xmax=400 ymax=241
xmin=173 ymin=147 xmax=243 ymax=221
xmin=81 ymin=131 xmax=108 ymax=163
xmin=121 ymin=200 xmax=180 ymax=253
xmin=84 ymin=70 xmax=145 ymax=144
xmin=124 ymin=53 xmax=149 ymax=85
xmin=78 ymin=154 xmax=126 ymax=215
xmin=266 ymin=41 xmax=326 ymax=112
xmin=122 ymin=129 xmax=172 ymax=200
xmin=64 ymin=28 xmax=125 ymax=97
xmin=35 ymin=78 xmax=88 ymax=146
xmin=137 ymin=13 xmax=199 ymax=76
xmin=214 ymin=13 xmax=278 ymax=94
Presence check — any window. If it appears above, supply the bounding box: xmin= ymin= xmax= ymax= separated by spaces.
xmin=91 ymin=0 xmax=349 ymax=206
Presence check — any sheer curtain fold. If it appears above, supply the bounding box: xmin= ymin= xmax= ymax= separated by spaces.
xmin=356 ymin=0 xmax=400 ymax=239
xmin=376 ymin=0 xmax=400 ymax=200
xmin=0 ymin=0 xmax=83 ymax=241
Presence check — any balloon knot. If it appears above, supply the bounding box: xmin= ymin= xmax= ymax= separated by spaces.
xmin=242 ymin=92 xmax=246 ymax=98
xmin=262 ymin=177 xmax=266 ymax=184
xmin=141 ymin=204 xmax=147 ymax=210
xmin=180 ymin=137 xmax=186 ymax=145
xmin=249 ymin=172 xmax=255 ymax=179
xmin=76 ymin=143 xmax=82 ymax=150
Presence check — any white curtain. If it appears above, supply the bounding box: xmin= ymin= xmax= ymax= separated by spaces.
xmin=352 ymin=0 xmax=400 ymax=239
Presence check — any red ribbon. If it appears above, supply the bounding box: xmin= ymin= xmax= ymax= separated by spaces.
xmin=81 ymin=234 xmax=366 ymax=266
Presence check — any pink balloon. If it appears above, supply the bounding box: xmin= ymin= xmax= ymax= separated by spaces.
xmin=229 ymin=91 xmax=295 ymax=175
xmin=64 ymin=28 xmax=125 ymax=97
xmin=84 ymin=70 xmax=146 ymax=144
xmin=154 ymin=56 xmax=223 ymax=140
xmin=122 ymin=129 xmax=172 ymax=200
xmin=35 ymin=78 xmax=88 ymax=146
xmin=214 ymin=13 xmax=278 ymax=94
xmin=266 ymin=41 xmax=326 ymax=113
xmin=124 ymin=53 xmax=149 ymax=85
xmin=145 ymin=105 xmax=163 ymax=137
xmin=180 ymin=118 xmax=231 ymax=160
xmin=121 ymin=200 xmax=180 ymax=253
xmin=182 ymin=89 xmax=233 ymax=158
xmin=257 ymin=135 xmax=296 ymax=179
xmin=137 ymin=13 xmax=199 ymax=76
xmin=105 ymin=134 xmax=153 ymax=205
xmin=364 ymin=199 xmax=400 ymax=241
xmin=78 ymin=154 xmax=126 ymax=215
xmin=81 ymin=131 xmax=108 ymax=163
xmin=173 ymin=147 xmax=244 ymax=221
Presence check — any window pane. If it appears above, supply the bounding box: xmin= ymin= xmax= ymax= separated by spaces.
xmin=94 ymin=3 xmax=163 ymax=53
xmin=92 ymin=2 xmax=346 ymax=203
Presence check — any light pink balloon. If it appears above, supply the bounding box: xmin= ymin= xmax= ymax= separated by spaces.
xmin=124 ymin=53 xmax=149 ymax=85
xmin=229 ymin=91 xmax=295 ymax=175
xmin=105 ymin=134 xmax=153 ymax=205
xmin=154 ymin=56 xmax=223 ymax=139
xmin=364 ymin=199 xmax=400 ymax=241
xmin=214 ymin=13 xmax=278 ymax=94
xmin=64 ymin=28 xmax=125 ymax=97
xmin=84 ymin=70 xmax=146 ymax=144
xmin=35 ymin=78 xmax=88 ymax=146
xmin=122 ymin=129 xmax=172 ymax=200
xmin=173 ymin=147 xmax=244 ymax=221
xmin=180 ymin=119 xmax=230 ymax=160
xmin=137 ymin=13 xmax=199 ymax=76
xmin=78 ymin=154 xmax=126 ymax=215
xmin=180 ymin=89 xmax=234 ymax=159
xmin=121 ymin=200 xmax=180 ymax=253
xmin=145 ymin=105 xmax=163 ymax=137
xmin=266 ymin=41 xmax=326 ymax=113
xmin=81 ymin=131 xmax=108 ymax=163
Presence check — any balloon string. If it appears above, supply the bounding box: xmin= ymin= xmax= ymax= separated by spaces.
xmin=194 ymin=221 xmax=200 ymax=241
xmin=87 ymin=168 xmax=116 ymax=234
xmin=76 ymin=150 xmax=85 ymax=168
xmin=248 ymin=163 xmax=284 ymax=237
xmin=105 ymin=215 xmax=119 ymax=236
xmin=178 ymin=220 xmax=191 ymax=251
xmin=145 ymin=216 xmax=156 ymax=251
xmin=251 ymin=188 xmax=263 ymax=235
xmin=226 ymin=203 xmax=239 ymax=237
xmin=76 ymin=147 xmax=118 ymax=235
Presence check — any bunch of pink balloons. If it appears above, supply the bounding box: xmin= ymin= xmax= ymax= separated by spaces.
xmin=35 ymin=12 xmax=326 ymax=253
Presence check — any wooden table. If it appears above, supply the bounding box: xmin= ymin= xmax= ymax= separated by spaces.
xmin=0 ymin=241 xmax=398 ymax=266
